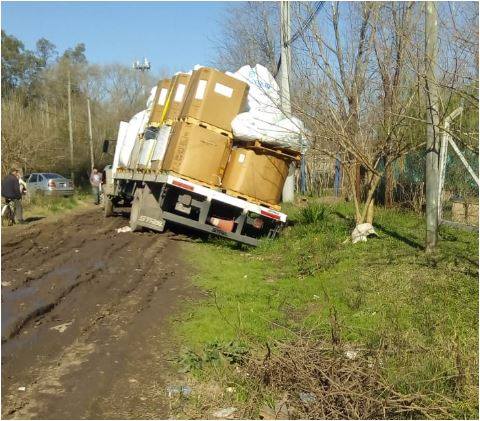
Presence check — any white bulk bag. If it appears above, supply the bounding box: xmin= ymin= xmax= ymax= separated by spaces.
xmin=228 ymin=64 xmax=281 ymax=120
xmin=138 ymin=138 xmax=157 ymax=167
xmin=118 ymin=110 xmax=149 ymax=168
xmin=112 ymin=121 xmax=128 ymax=172
xmin=151 ymin=125 xmax=172 ymax=164
xmin=231 ymin=112 xmax=304 ymax=151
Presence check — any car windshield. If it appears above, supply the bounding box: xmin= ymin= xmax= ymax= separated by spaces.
xmin=42 ymin=173 xmax=64 ymax=179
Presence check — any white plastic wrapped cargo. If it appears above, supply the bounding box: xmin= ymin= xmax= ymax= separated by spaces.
xmin=228 ymin=64 xmax=281 ymax=120
xmin=150 ymin=125 xmax=172 ymax=164
xmin=118 ymin=110 xmax=149 ymax=168
xmin=232 ymin=113 xmax=304 ymax=151
xmin=112 ymin=121 xmax=128 ymax=172
xmin=229 ymin=64 xmax=305 ymax=151
xmin=138 ymin=138 xmax=157 ymax=168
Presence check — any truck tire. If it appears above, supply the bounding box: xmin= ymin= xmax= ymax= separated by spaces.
xmin=129 ymin=188 xmax=143 ymax=232
xmin=104 ymin=196 xmax=114 ymax=217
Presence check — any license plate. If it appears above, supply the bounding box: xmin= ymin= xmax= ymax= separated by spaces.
xmin=138 ymin=215 xmax=165 ymax=230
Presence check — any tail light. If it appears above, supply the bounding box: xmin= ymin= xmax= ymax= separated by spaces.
xmin=260 ymin=210 xmax=281 ymax=220
xmin=48 ymin=179 xmax=57 ymax=188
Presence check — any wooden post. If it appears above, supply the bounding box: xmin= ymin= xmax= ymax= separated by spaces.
xmin=87 ymin=98 xmax=95 ymax=171
xmin=67 ymin=69 xmax=75 ymax=183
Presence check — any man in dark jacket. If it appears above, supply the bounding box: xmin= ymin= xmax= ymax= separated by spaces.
xmin=1 ymin=168 xmax=24 ymax=223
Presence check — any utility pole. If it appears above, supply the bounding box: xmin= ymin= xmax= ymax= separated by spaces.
xmin=425 ymin=2 xmax=440 ymax=252
xmin=280 ymin=0 xmax=295 ymax=203
xmin=87 ymin=98 xmax=95 ymax=171
xmin=67 ymin=69 xmax=75 ymax=183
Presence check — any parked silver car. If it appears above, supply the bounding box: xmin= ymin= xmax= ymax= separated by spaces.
xmin=26 ymin=173 xmax=74 ymax=196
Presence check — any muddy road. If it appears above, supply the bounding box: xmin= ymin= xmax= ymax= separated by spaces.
xmin=1 ymin=206 xmax=195 ymax=419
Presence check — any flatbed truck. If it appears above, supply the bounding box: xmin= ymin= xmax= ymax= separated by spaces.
xmin=103 ymin=166 xmax=287 ymax=246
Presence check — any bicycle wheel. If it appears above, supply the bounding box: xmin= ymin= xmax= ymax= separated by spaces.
xmin=2 ymin=205 xmax=14 ymax=226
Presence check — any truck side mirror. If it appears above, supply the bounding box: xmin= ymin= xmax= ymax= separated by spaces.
xmin=102 ymin=139 xmax=110 ymax=154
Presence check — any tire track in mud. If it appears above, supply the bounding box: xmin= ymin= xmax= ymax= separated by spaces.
xmin=2 ymin=221 xmax=137 ymax=341
xmin=1 ymin=206 xmax=196 ymax=419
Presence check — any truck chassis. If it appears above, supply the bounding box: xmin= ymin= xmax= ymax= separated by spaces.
xmin=104 ymin=168 xmax=287 ymax=246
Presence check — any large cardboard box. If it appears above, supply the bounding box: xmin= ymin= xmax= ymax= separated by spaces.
xmin=148 ymin=79 xmax=172 ymax=125
xmin=164 ymin=73 xmax=191 ymax=122
xmin=162 ymin=121 xmax=232 ymax=186
xmin=222 ymin=147 xmax=291 ymax=205
xmin=180 ymin=67 xmax=249 ymax=132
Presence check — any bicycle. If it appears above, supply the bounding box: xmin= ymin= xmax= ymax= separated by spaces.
xmin=1 ymin=199 xmax=16 ymax=226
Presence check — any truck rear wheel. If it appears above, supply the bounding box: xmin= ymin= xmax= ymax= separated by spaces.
xmin=129 ymin=188 xmax=143 ymax=232
xmin=104 ymin=196 xmax=114 ymax=217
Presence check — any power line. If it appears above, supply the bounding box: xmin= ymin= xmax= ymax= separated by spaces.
xmin=274 ymin=2 xmax=325 ymax=78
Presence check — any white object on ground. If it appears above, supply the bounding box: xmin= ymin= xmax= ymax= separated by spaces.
xmin=116 ymin=226 xmax=132 ymax=233
xmin=345 ymin=350 xmax=359 ymax=360
xmin=351 ymin=223 xmax=379 ymax=244
xmin=50 ymin=321 xmax=73 ymax=333
xmin=213 ymin=407 xmax=237 ymax=419
xmin=18 ymin=386 xmax=26 ymax=392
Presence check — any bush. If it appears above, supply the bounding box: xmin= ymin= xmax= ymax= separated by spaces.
xmin=297 ymin=203 xmax=328 ymax=225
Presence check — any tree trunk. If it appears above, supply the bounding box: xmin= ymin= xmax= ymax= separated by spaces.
xmin=366 ymin=197 xmax=375 ymax=224
xmin=384 ymin=164 xmax=394 ymax=208
xmin=358 ymin=173 xmax=381 ymax=224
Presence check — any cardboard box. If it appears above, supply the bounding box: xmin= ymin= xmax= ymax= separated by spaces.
xmin=164 ymin=73 xmax=191 ymax=121
xmin=162 ymin=121 xmax=232 ymax=186
xmin=222 ymin=147 xmax=291 ymax=205
xmin=180 ymin=67 xmax=249 ymax=132
xmin=149 ymin=79 xmax=172 ymax=125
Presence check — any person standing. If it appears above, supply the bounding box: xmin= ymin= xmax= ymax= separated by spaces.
xmin=1 ymin=168 xmax=24 ymax=223
xmin=90 ymin=168 xmax=102 ymax=205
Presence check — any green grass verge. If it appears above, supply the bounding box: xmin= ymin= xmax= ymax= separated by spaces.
xmin=175 ymin=200 xmax=478 ymax=418
xmin=24 ymin=191 xmax=91 ymax=218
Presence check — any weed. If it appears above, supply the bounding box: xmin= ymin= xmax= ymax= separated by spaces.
xmin=178 ymin=201 xmax=478 ymax=418
xmin=297 ymin=203 xmax=328 ymax=225
xmin=176 ymin=341 xmax=250 ymax=373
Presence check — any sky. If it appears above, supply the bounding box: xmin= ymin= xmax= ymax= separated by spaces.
xmin=1 ymin=1 xmax=235 ymax=75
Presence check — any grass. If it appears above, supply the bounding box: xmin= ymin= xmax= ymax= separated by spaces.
xmin=23 ymin=190 xmax=92 ymax=219
xmin=173 ymin=200 xmax=478 ymax=418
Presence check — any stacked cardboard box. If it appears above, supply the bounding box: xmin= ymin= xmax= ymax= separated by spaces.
xmin=134 ymin=74 xmax=190 ymax=171
xmin=180 ymin=67 xmax=249 ymax=132
xmin=164 ymin=73 xmax=191 ymax=122
xmin=148 ymin=78 xmax=172 ymax=126
xmin=221 ymin=142 xmax=300 ymax=206
xmin=148 ymin=67 xmax=249 ymax=186
xmin=162 ymin=121 xmax=233 ymax=186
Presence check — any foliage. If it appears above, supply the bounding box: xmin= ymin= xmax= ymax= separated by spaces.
xmin=1 ymin=30 xmax=159 ymax=180
xmin=177 ymin=340 xmax=249 ymax=373
xmin=296 ymin=202 xmax=328 ymax=225
xmin=178 ymin=201 xmax=478 ymax=418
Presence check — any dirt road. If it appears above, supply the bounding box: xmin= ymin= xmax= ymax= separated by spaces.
xmin=1 ymin=206 xmax=195 ymax=419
